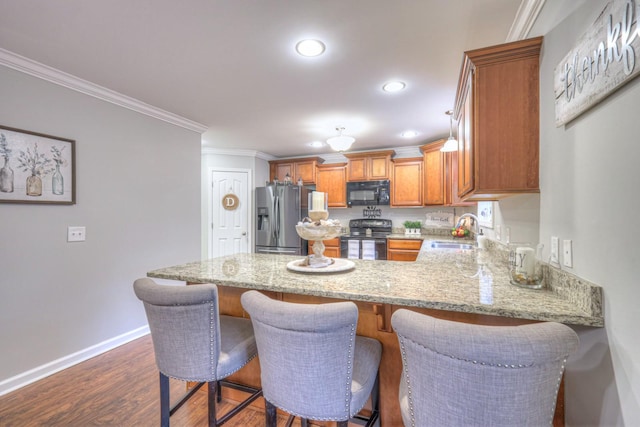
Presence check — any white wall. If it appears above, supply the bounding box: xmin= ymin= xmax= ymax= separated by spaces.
xmin=200 ymin=151 xmax=269 ymax=257
xmin=527 ymin=3 xmax=639 ymax=424
xmin=0 ymin=66 xmax=201 ymax=390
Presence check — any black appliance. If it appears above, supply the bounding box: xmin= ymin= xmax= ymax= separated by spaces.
xmin=340 ymin=218 xmax=392 ymax=260
xmin=346 ymin=180 xmax=390 ymax=206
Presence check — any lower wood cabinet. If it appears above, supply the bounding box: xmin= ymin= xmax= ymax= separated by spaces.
xmin=210 ymin=286 xmax=564 ymax=427
xmin=308 ymin=237 xmax=341 ymax=258
xmin=387 ymin=239 xmax=422 ymax=261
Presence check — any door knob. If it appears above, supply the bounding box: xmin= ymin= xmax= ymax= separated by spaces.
xmin=242 ymin=232 xmax=247 ymax=236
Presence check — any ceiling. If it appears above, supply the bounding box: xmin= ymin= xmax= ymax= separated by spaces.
xmin=1 ymin=0 xmax=540 ymax=158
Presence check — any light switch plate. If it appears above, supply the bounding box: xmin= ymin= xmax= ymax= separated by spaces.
xmin=563 ymin=239 xmax=573 ymax=268
xmin=68 ymin=226 xmax=86 ymax=242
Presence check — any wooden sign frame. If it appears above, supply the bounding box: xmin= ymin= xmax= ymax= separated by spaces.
xmin=555 ymin=0 xmax=640 ymax=126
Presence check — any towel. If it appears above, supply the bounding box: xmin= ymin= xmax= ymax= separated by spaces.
xmin=347 ymin=240 xmax=360 ymax=259
xmin=362 ymin=240 xmax=376 ymax=260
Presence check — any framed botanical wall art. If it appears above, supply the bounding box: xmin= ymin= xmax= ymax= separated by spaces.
xmin=0 ymin=125 xmax=75 ymax=204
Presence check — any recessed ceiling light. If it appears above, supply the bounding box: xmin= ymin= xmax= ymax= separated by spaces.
xmin=382 ymin=81 xmax=406 ymax=93
xmin=308 ymin=141 xmax=324 ymax=148
xmin=401 ymin=130 xmax=418 ymax=138
xmin=296 ymin=39 xmax=326 ymax=57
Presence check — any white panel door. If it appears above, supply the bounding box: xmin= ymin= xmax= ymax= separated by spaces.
xmin=210 ymin=169 xmax=250 ymax=258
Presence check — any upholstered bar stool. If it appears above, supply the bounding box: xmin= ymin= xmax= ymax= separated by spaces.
xmin=240 ymin=290 xmax=382 ymax=427
xmin=391 ymin=309 xmax=579 ymax=427
xmin=133 ymin=278 xmax=262 ymax=427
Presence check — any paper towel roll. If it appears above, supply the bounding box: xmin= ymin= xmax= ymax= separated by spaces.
xmin=477 ymin=235 xmax=488 ymax=250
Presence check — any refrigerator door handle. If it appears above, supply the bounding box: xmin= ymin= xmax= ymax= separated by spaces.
xmin=257 ymin=248 xmax=298 ymax=254
xmin=274 ymin=194 xmax=280 ymax=241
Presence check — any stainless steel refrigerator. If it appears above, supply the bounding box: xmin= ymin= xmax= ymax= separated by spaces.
xmin=255 ymin=184 xmax=309 ymax=255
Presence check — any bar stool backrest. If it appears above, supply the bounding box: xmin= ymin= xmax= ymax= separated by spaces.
xmin=391 ymin=309 xmax=579 ymax=427
xmin=241 ymin=290 xmax=359 ymax=421
xmin=134 ymin=278 xmax=221 ymax=381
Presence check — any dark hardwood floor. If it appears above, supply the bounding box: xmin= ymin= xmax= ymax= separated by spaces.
xmin=0 ymin=335 xmax=297 ymax=427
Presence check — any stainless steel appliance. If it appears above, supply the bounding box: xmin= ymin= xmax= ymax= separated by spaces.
xmin=340 ymin=218 xmax=392 ymax=260
xmin=255 ymin=184 xmax=309 ymax=255
xmin=346 ymin=180 xmax=390 ymax=206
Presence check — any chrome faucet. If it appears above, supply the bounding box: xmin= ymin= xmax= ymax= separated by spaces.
xmin=455 ymin=213 xmax=479 ymax=236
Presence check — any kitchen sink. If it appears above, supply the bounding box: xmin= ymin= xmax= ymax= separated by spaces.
xmin=428 ymin=241 xmax=475 ymax=250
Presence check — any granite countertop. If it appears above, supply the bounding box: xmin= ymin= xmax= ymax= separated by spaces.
xmin=148 ymin=237 xmax=603 ymax=327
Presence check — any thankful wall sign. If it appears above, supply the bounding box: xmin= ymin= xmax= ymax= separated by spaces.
xmin=555 ymin=0 xmax=640 ymax=126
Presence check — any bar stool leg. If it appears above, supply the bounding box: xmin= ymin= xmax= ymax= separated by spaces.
xmin=265 ymin=400 xmax=278 ymax=427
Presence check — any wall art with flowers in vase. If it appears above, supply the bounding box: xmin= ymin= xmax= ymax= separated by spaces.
xmin=0 ymin=125 xmax=75 ymax=204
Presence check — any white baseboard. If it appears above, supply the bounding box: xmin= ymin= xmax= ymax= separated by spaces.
xmin=0 ymin=326 xmax=150 ymax=396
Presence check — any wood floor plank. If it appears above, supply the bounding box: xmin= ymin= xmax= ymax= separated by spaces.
xmin=0 ymin=335 xmax=304 ymax=427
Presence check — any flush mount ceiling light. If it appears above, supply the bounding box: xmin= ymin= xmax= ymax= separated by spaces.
xmin=326 ymin=127 xmax=355 ymax=152
xmin=308 ymin=141 xmax=325 ymax=148
xmin=382 ymin=81 xmax=406 ymax=93
xmin=441 ymin=110 xmax=458 ymax=152
xmin=296 ymin=39 xmax=326 ymax=57
xmin=401 ymin=130 xmax=418 ymax=138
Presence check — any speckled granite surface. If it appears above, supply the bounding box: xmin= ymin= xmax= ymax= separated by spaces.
xmin=148 ymin=236 xmax=603 ymax=327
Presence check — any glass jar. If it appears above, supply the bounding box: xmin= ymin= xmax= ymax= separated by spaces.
xmin=508 ymin=243 xmax=544 ymax=289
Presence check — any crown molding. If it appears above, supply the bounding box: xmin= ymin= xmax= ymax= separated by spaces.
xmin=0 ymin=48 xmax=208 ymax=134
xmin=506 ymin=0 xmax=546 ymax=42
xmin=201 ymin=147 xmax=274 ymax=160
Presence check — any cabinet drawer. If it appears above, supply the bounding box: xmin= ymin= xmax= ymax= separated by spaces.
xmin=388 ymin=239 xmax=422 ymax=250
xmin=387 ymin=250 xmax=419 ymax=262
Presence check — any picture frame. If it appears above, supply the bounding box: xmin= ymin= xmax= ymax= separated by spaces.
xmin=0 ymin=125 xmax=75 ymax=204
xmin=477 ymin=201 xmax=494 ymax=229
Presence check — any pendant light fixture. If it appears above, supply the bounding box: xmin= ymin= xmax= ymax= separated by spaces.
xmin=440 ymin=110 xmax=458 ymax=152
xmin=326 ymin=127 xmax=355 ymax=152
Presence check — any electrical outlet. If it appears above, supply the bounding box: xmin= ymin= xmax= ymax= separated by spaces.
xmin=551 ymin=236 xmax=559 ymax=264
xmin=496 ymin=225 xmax=502 ymax=241
xmin=67 ymin=226 xmax=86 ymax=242
xmin=563 ymin=239 xmax=573 ymax=268
xmin=505 ymin=227 xmax=511 ymax=244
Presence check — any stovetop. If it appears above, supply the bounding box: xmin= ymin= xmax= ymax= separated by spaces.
xmin=344 ymin=218 xmax=392 ymax=239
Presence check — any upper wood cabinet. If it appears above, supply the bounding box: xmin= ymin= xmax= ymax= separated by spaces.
xmin=454 ymin=36 xmax=542 ymax=201
xmin=269 ymin=157 xmax=324 ymax=184
xmin=343 ymin=150 xmax=394 ymax=181
xmin=420 ymin=140 xmax=446 ymax=206
xmin=391 ymin=157 xmax=423 ymax=207
xmin=316 ymin=163 xmax=347 ymax=208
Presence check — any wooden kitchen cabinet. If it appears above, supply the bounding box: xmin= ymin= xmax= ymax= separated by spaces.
xmin=420 ymin=140 xmax=446 ymax=206
xmin=308 ymin=237 xmax=341 ymax=258
xmin=315 ymin=163 xmax=347 ymax=208
xmin=387 ymin=238 xmax=422 ymax=261
xmin=391 ymin=157 xmax=423 ymax=207
xmin=269 ymin=157 xmax=324 ymax=184
xmin=343 ymin=150 xmax=394 ymax=181
xmin=454 ymin=36 xmax=542 ymax=201
xmin=420 ymin=139 xmax=475 ymax=207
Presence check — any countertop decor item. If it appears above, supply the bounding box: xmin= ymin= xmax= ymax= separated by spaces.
xmin=509 ymin=242 xmax=544 ymax=289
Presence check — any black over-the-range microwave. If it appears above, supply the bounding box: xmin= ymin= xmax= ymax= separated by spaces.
xmin=346 ymin=180 xmax=390 ymax=206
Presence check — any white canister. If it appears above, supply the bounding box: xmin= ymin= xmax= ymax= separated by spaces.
xmin=508 ymin=243 xmax=543 ymax=289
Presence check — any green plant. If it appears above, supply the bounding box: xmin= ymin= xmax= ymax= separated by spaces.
xmin=403 ymin=220 xmax=421 ymax=229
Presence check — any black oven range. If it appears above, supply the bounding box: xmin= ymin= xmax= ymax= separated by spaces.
xmin=339 ymin=218 xmax=392 ymax=260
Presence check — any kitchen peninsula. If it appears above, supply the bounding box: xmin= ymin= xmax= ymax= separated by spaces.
xmin=148 ymin=240 xmax=603 ymax=426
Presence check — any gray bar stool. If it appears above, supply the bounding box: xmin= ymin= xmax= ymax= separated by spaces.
xmin=241 ymin=290 xmax=381 ymax=427
xmin=133 ymin=278 xmax=262 ymax=426
xmin=391 ymin=309 xmax=579 ymax=427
